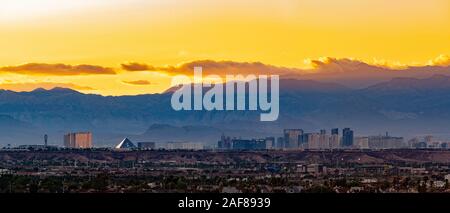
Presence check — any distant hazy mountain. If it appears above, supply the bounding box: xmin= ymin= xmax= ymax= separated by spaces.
xmin=2 ymin=76 xmax=450 ymax=146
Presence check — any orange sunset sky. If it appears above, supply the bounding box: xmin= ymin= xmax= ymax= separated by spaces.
xmin=0 ymin=0 xmax=449 ymax=95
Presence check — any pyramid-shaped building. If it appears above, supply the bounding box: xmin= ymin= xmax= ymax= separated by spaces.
xmin=115 ymin=138 xmax=136 ymax=149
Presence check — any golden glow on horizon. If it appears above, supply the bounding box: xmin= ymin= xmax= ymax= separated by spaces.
xmin=0 ymin=0 xmax=449 ymax=95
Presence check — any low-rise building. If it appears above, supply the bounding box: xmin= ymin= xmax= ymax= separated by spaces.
xmin=368 ymin=134 xmax=404 ymax=149
xmin=163 ymin=142 xmax=204 ymax=150
xmin=355 ymin=137 xmax=369 ymax=149
xmin=137 ymin=142 xmax=155 ymax=150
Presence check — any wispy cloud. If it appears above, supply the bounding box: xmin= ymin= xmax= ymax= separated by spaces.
xmin=120 ymin=63 xmax=155 ymax=72
xmin=0 ymin=63 xmax=115 ymax=76
xmin=306 ymin=57 xmax=384 ymax=73
xmin=122 ymin=60 xmax=303 ymax=76
xmin=122 ymin=80 xmax=152 ymax=85
xmin=428 ymin=54 xmax=450 ymax=66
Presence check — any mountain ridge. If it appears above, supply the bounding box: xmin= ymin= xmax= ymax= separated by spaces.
xmin=2 ymin=75 xmax=450 ymax=146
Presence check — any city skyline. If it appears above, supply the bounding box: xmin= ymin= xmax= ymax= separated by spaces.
xmin=12 ymin=126 xmax=442 ymax=150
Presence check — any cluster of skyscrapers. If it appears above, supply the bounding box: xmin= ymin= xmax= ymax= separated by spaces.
xmin=281 ymin=128 xmax=355 ymax=149
xmin=218 ymin=128 xmax=406 ymax=150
